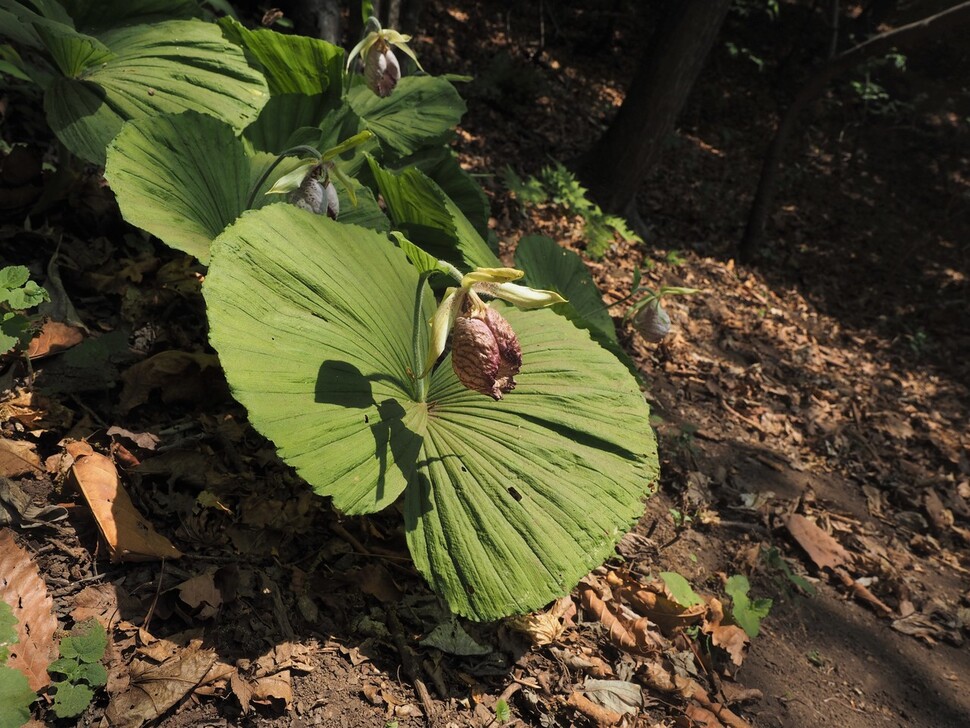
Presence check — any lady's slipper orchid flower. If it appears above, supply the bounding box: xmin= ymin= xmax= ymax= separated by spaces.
xmin=287 ymin=165 xmax=339 ymax=219
xmin=347 ymin=19 xmax=423 ymax=98
xmin=424 ymin=268 xmax=566 ymax=400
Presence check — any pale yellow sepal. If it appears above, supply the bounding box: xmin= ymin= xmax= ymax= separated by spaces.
xmin=461 ymin=267 xmax=524 ymax=286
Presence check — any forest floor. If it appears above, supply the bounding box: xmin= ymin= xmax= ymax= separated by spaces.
xmin=1 ymin=1 xmax=969 ymax=727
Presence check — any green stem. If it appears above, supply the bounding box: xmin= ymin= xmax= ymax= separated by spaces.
xmin=412 ymin=272 xmax=431 ymax=402
xmin=438 ymin=260 xmax=464 ymax=284
xmin=245 ymin=145 xmax=322 ymax=210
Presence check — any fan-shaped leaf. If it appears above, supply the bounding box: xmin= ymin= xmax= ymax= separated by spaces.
xmin=367 ymin=159 xmax=498 ymax=269
xmin=106 ymin=111 xmax=249 ymax=263
xmin=219 ymin=17 xmax=343 ymax=97
xmin=204 ymin=206 xmax=658 ymax=620
xmin=515 ymin=235 xmax=617 ymax=344
xmin=44 ymin=19 xmax=267 ymax=164
xmin=349 ymin=76 xmax=465 ymax=158
xmin=394 ymin=146 xmax=490 ymax=241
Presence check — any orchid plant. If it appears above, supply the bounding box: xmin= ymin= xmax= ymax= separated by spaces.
xmin=2 ymin=1 xmax=660 ymax=620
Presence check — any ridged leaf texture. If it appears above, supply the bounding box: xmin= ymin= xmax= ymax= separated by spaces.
xmin=203 ymin=205 xmax=658 ymax=620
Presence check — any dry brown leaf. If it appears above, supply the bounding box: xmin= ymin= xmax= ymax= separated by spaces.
xmin=686 ymin=704 xmax=725 ymax=728
xmin=719 ymin=682 xmax=764 ymax=706
xmin=0 ymin=438 xmax=42 ymax=478
xmin=641 ymin=661 xmax=753 ymax=728
xmin=702 ymin=598 xmax=749 ymax=667
xmin=782 ymin=513 xmax=852 ymax=571
xmin=105 ymin=641 xmax=218 ymax=728
xmin=566 ymin=691 xmax=622 ymax=727
xmin=0 ymin=528 xmax=58 ymax=690
xmin=64 ymin=440 xmax=95 ymax=458
xmin=578 ymin=583 xmax=664 ymax=655
xmin=639 ymin=661 xmax=694 ymax=699
xmin=176 ymin=573 xmax=222 ymax=619
xmin=506 ymin=596 xmax=575 ymax=646
xmin=26 ymin=320 xmax=84 ymax=359
xmin=230 ymin=670 xmax=255 ymax=713
xmin=250 ymin=669 xmax=292 ymax=707
xmin=193 ymin=659 xmax=236 ymax=696
xmin=106 ymin=426 xmax=160 ymax=451
xmin=70 ymin=451 xmax=182 ymax=562
xmin=254 ymin=642 xmax=315 ymax=675
xmin=70 ymin=583 xmax=133 ymax=628
xmin=0 ymin=390 xmax=42 ymax=429
xmin=549 ymin=647 xmax=613 ymax=678
xmin=362 ymin=682 xmax=383 ymax=705
xmin=119 ymin=350 xmax=223 ymax=413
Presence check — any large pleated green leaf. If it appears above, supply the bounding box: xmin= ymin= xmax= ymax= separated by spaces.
xmin=43 ymin=19 xmax=267 ymax=164
xmin=515 ymin=235 xmax=617 ymax=344
xmin=105 ymin=111 xmax=308 ymax=263
xmin=219 ymin=17 xmax=345 ymax=154
xmin=394 ymin=146 xmax=490 ymax=241
xmin=203 ymin=205 xmax=658 ymax=620
xmin=205 ymin=205 xmax=427 ymax=514
xmin=348 ymin=76 xmax=465 ymax=158
xmin=219 ymin=18 xmax=343 ymax=97
xmin=105 ymin=112 xmax=249 ymax=263
xmin=367 ymin=160 xmax=498 ymax=269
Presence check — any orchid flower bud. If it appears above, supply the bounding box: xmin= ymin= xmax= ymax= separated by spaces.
xmin=634 ymin=299 xmax=671 ymax=343
xmin=364 ymin=40 xmax=401 ymax=98
xmin=287 ymin=168 xmax=339 ymax=219
xmin=347 ymin=19 xmax=423 ymax=98
xmin=451 ymin=305 xmax=522 ymax=400
xmin=422 ymin=267 xmax=566 ymax=399
xmin=288 ymin=175 xmax=325 ymax=214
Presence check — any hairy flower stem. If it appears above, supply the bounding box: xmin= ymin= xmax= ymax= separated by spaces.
xmin=245 ymin=145 xmax=322 ymax=210
xmin=413 ymin=272 xmax=432 ymax=402
xmin=438 ymin=260 xmax=463 ymax=284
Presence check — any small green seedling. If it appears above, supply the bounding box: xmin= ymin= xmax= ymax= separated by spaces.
xmin=724 ymin=575 xmax=772 ymax=639
xmin=0 ymin=265 xmax=49 ymax=355
xmin=47 ymin=620 xmax=108 ymax=719
xmin=0 ymin=601 xmax=35 ymax=728
xmin=660 ymin=571 xmax=704 ymax=608
xmin=668 ymin=507 xmax=694 ymax=528
xmin=762 ymin=546 xmax=816 ymax=596
xmin=495 ymin=697 xmax=511 ymax=723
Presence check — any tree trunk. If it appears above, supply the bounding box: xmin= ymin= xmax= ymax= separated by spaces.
xmin=285 ymin=0 xmax=342 ymax=43
xmin=739 ymin=0 xmax=970 ymax=262
xmin=576 ymin=0 xmax=731 ymax=230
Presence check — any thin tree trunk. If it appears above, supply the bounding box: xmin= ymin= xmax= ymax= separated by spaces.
xmin=739 ymin=1 xmax=970 ymax=261
xmin=576 ymin=0 xmax=731 ymax=230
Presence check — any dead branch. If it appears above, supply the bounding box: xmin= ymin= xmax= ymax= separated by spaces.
xmin=386 ymin=607 xmax=437 ymax=725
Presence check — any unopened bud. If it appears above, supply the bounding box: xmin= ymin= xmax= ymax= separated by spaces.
xmin=634 ymin=299 xmax=671 ymax=343
xmin=364 ymin=41 xmax=401 ymax=97
xmin=324 ymin=181 xmax=339 ymax=219
xmin=289 ymin=176 xmax=324 ymax=214
xmin=451 ymin=307 xmax=522 ymax=400
xmin=288 ymin=175 xmax=339 ymax=219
